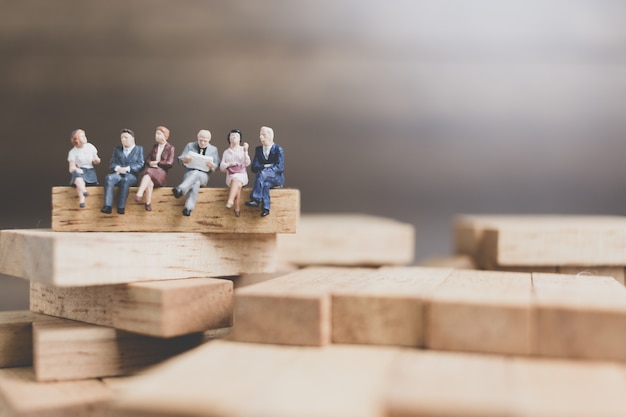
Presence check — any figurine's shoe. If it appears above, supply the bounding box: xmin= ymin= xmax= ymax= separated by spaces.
xmin=172 ymin=188 xmax=183 ymax=199
xmin=135 ymin=195 xmax=142 ymax=203
xmin=100 ymin=206 xmax=112 ymax=214
xmin=79 ymin=202 xmax=85 ymax=208
xmin=260 ymin=209 xmax=270 ymax=217
xmin=145 ymin=203 xmax=152 ymax=211
xmin=83 ymin=192 xmax=89 ymax=197
xmin=245 ymin=200 xmax=260 ymax=208
xmin=182 ymin=208 xmax=192 ymax=216
xmin=117 ymin=207 xmax=125 ymax=215
xmin=234 ymin=210 xmax=240 ymax=217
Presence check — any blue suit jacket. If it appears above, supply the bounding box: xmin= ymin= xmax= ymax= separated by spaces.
xmin=251 ymin=143 xmax=285 ymax=184
xmin=108 ymin=145 xmax=145 ymax=175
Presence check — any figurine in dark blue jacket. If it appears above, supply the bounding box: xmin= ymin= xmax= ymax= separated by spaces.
xmin=245 ymin=126 xmax=284 ymax=217
xmin=100 ymin=128 xmax=145 ymax=215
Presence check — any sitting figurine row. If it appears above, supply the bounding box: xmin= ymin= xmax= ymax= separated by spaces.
xmin=67 ymin=126 xmax=285 ymax=217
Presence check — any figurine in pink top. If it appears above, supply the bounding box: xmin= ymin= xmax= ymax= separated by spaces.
xmin=219 ymin=129 xmax=250 ymax=217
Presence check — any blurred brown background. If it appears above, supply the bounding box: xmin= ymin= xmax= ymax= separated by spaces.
xmin=2 ymin=0 xmax=626 ymax=310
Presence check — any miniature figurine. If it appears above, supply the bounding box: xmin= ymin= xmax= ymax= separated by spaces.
xmin=135 ymin=126 xmax=175 ymax=211
xmin=67 ymin=129 xmax=101 ymax=208
xmin=219 ymin=129 xmax=250 ymax=217
xmin=172 ymin=129 xmax=220 ymax=216
xmin=245 ymin=126 xmax=285 ymax=217
xmin=100 ymin=128 xmax=145 ymax=215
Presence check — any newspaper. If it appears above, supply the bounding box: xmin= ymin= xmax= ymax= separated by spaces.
xmin=184 ymin=151 xmax=213 ymax=172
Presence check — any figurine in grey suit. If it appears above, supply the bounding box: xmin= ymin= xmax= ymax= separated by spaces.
xmin=172 ymin=129 xmax=220 ymax=216
xmin=100 ymin=128 xmax=145 ymax=215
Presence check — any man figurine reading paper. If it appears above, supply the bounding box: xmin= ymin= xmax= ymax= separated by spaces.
xmin=172 ymin=129 xmax=220 ymax=216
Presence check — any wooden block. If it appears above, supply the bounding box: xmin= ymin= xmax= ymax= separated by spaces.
xmin=0 ymin=367 xmax=112 ymax=416
xmin=32 ymin=318 xmax=206 ymax=381
xmin=558 ymin=266 xmax=625 ymax=285
xmin=478 ymin=215 xmax=626 ymax=267
xmin=419 ymin=254 xmax=476 ymax=269
xmin=229 ymin=267 xmax=375 ymax=346
xmin=52 ymin=186 xmax=299 ymax=233
xmin=386 ymin=350 xmax=513 ymax=417
xmin=112 ymin=340 xmax=399 ymax=417
xmin=277 ymin=214 xmax=415 ymax=266
xmin=30 ymin=278 xmax=233 ymax=337
xmin=227 ymin=262 xmax=299 ymax=289
xmin=0 ymin=229 xmax=276 ymax=286
xmin=0 ymin=311 xmax=58 ymax=368
xmin=331 ymin=267 xmax=452 ymax=347
xmin=427 ymin=269 xmax=533 ymax=355
xmin=532 ymin=273 xmax=626 ymax=361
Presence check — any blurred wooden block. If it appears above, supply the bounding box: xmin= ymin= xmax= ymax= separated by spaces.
xmin=30 ymin=278 xmax=233 ymax=338
xmin=277 ymin=214 xmax=414 ymax=266
xmin=0 ymin=367 xmax=112 ymax=416
xmin=427 ymin=269 xmax=533 ymax=355
xmin=0 ymin=229 xmax=276 ymax=286
xmin=112 ymin=340 xmax=398 ymax=417
xmin=455 ymin=215 xmax=626 ymax=268
xmin=532 ymin=273 xmax=626 ymax=361
xmin=0 ymin=311 xmax=57 ymax=368
xmin=32 ymin=319 xmax=206 ymax=381
xmin=419 ymin=254 xmax=476 ymax=269
xmin=331 ymin=267 xmax=452 ymax=347
xmin=558 ymin=266 xmax=625 ymax=285
xmin=229 ymin=267 xmax=374 ymax=346
xmin=52 ymin=186 xmax=299 ymax=233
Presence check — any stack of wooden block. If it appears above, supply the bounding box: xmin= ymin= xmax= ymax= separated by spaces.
xmin=454 ymin=214 xmax=626 ymax=284
xmin=0 ymin=186 xmax=300 ymax=416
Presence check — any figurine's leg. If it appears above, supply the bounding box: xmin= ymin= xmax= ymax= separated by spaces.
xmin=74 ymin=177 xmax=87 ymax=206
xmin=185 ymin=181 xmax=200 ymax=211
xmin=249 ymin=174 xmax=263 ymax=203
xmin=117 ymin=174 xmax=137 ymax=211
xmin=226 ymin=180 xmax=241 ymax=208
xmin=102 ymin=174 xmax=120 ymax=209
xmin=135 ymin=174 xmax=151 ymax=201
xmin=145 ymin=181 xmax=154 ymax=205
xmin=177 ymin=171 xmax=199 ymax=195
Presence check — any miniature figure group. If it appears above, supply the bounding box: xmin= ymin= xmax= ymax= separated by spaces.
xmin=67 ymin=126 xmax=284 ymax=217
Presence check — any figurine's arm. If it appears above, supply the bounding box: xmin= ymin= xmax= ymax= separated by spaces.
xmin=243 ymin=143 xmax=251 ymax=167
xmin=91 ymin=145 xmax=101 ymax=165
xmin=129 ymin=147 xmax=145 ymax=174
xmin=219 ymin=150 xmax=231 ymax=173
xmin=251 ymin=149 xmax=263 ymax=173
xmin=158 ymin=145 xmax=175 ymax=170
xmin=178 ymin=143 xmax=193 ymax=166
xmin=207 ymin=147 xmax=220 ymax=172
xmin=68 ymin=160 xmax=82 ymax=174
xmin=267 ymin=146 xmax=285 ymax=175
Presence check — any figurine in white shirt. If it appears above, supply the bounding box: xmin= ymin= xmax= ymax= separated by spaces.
xmin=67 ymin=129 xmax=101 ymax=208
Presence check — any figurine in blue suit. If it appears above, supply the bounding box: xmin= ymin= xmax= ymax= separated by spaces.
xmin=245 ymin=126 xmax=284 ymax=217
xmin=100 ymin=128 xmax=145 ymax=215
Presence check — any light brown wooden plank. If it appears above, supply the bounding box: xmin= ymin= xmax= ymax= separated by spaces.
xmin=30 ymin=278 xmax=233 ymax=338
xmin=32 ymin=319 xmax=206 ymax=381
xmin=276 ymin=214 xmax=414 ymax=266
xmin=418 ymin=254 xmax=476 ymax=269
xmin=532 ymin=273 xmax=626 ymax=361
xmin=112 ymin=340 xmax=398 ymax=417
xmin=229 ymin=267 xmax=375 ymax=346
xmin=0 ymin=229 xmax=276 ymax=286
xmin=0 ymin=367 xmax=112 ymax=416
xmin=52 ymin=186 xmax=299 ymax=233
xmin=331 ymin=267 xmax=452 ymax=347
xmin=558 ymin=266 xmax=625 ymax=285
xmin=427 ymin=269 xmax=533 ymax=355
xmin=0 ymin=311 xmax=58 ymax=368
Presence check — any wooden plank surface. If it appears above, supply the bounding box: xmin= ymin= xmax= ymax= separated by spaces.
xmin=229 ymin=267 xmax=375 ymax=346
xmin=52 ymin=186 xmax=299 ymax=233
xmin=427 ymin=269 xmax=533 ymax=355
xmin=112 ymin=340 xmax=399 ymax=417
xmin=0 ymin=367 xmax=112 ymax=417
xmin=30 ymin=278 xmax=233 ymax=337
xmin=0 ymin=229 xmax=276 ymax=286
xmin=532 ymin=273 xmax=626 ymax=361
xmin=331 ymin=267 xmax=452 ymax=347
xmin=32 ymin=319 xmax=206 ymax=381
xmin=276 ymin=214 xmax=414 ymax=266
xmin=0 ymin=311 xmax=58 ymax=368
xmin=558 ymin=266 xmax=625 ymax=285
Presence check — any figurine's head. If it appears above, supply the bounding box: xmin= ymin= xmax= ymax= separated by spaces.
xmin=156 ymin=126 xmax=170 ymax=144
xmin=197 ymin=130 xmax=211 ymax=148
xmin=227 ymin=129 xmax=242 ymax=146
xmin=259 ymin=126 xmax=274 ymax=147
xmin=70 ymin=129 xmax=87 ymax=147
xmin=120 ymin=128 xmax=135 ymax=148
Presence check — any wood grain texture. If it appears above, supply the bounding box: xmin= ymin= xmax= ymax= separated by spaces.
xmin=0 ymin=311 xmax=58 ymax=368
xmin=30 ymin=278 xmax=233 ymax=337
xmin=0 ymin=367 xmax=112 ymax=417
xmin=112 ymin=340 xmax=399 ymax=417
xmin=52 ymin=186 xmax=299 ymax=233
xmin=331 ymin=267 xmax=452 ymax=347
xmin=229 ymin=267 xmax=375 ymax=346
xmin=427 ymin=269 xmax=533 ymax=355
xmin=276 ymin=214 xmax=414 ymax=266
xmin=0 ymin=229 xmax=276 ymax=286
xmin=532 ymin=273 xmax=626 ymax=361
xmin=32 ymin=319 xmax=206 ymax=381
xmin=558 ymin=266 xmax=625 ymax=285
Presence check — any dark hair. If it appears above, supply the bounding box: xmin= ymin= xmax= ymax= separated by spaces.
xmin=227 ymin=129 xmax=242 ymax=144
xmin=120 ymin=128 xmax=135 ymax=137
